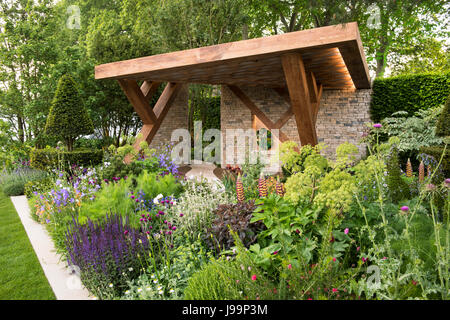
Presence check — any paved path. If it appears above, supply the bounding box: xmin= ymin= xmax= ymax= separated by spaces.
xmin=184 ymin=162 xmax=222 ymax=185
xmin=10 ymin=196 xmax=91 ymax=300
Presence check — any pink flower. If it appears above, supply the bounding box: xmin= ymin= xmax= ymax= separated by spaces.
xmin=332 ymin=288 xmax=338 ymax=293
xmin=251 ymin=275 xmax=257 ymax=281
xmin=272 ymin=251 xmax=279 ymax=255
xmin=400 ymin=206 xmax=409 ymax=212
xmin=307 ymin=298 xmax=312 ymax=300
xmin=362 ymin=257 xmax=367 ymax=263
xmin=332 ymin=257 xmax=337 ymax=262
xmin=287 ymin=264 xmax=292 ymax=270
xmin=357 ymin=246 xmax=360 ymax=252
xmin=344 ymin=228 xmax=349 ymax=235
xmin=373 ymin=123 xmax=382 ymax=128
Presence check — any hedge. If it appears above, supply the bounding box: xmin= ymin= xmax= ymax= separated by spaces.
xmin=30 ymin=148 xmax=103 ymax=171
xmin=370 ymin=72 xmax=450 ymax=122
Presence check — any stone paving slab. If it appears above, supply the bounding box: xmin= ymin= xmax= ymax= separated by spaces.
xmin=10 ymin=196 xmax=91 ymax=300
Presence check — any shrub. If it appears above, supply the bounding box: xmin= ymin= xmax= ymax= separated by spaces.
xmin=3 ymin=181 xmax=25 ymax=196
xmin=204 ymin=200 xmax=265 ymax=253
xmin=370 ymin=72 xmax=450 ymax=122
xmin=44 ymin=74 xmax=94 ymax=151
xmin=30 ymin=148 xmax=103 ymax=171
xmin=24 ymin=177 xmax=55 ymax=198
xmin=183 ymin=260 xmax=242 ymax=300
xmin=386 ymin=145 xmax=411 ymax=202
xmin=0 ymin=167 xmax=49 ymax=196
xmin=65 ymin=213 xmax=151 ymax=299
xmin=435 ymin=95 xmax=449 ymax=138
xmin=174 ymin=180 xmax=233 ymax=239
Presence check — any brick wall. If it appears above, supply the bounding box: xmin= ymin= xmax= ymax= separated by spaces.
xmin=220 ymin=85 xmax=372 ymax=165
xmin=149 ymin=84 xmax=189 ymax=150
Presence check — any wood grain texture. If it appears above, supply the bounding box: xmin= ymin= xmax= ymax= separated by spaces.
xmin=118 ymin=79 xmax=157 ymax=124
xmin=96 ymin=22 xmax=371 ymax=89
xmin=281 ymin=53 xmax=318 ymax=146
xmin=129 ymin=83 xmax=182 ymax=158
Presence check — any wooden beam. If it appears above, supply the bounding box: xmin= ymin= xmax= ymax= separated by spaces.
xmin=281 ymin=53 xmax=318 ymax=146
xmin=227 ymin=85 xmax=290 ymax=143
xmin=130 ymin=83 xmax=182 ymax=158
xmin=313 ymin=84 xmax=323 ymax=125
xmin=95 ymin=22 xmax=371 ymax=89
xmin=306 ymin=72 xmax=319 ymax=103
xmin=140 ymin=81 xmax=161 ymax=101
xmin=273 ymin=108 xmax=294 ymax=130
xmin=118 ymin=79 xmax=157 ymax=124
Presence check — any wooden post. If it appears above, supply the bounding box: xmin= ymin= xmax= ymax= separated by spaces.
xmin=281 ymin=53 xmax=318 ymax=146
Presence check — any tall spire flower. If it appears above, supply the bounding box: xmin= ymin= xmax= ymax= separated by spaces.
xmin=419 ymin=161 xmax=425 ymax=183
xmin=406 ymin=158 xmax=412 ymax=178
xmin=236 ymin=174 xmax=245 ymax=203
xmin=258 ymin=173 xmax=267 ymax=198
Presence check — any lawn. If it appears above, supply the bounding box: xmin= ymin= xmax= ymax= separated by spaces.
xmin=0 ymin=192 xmax=55 ymax=300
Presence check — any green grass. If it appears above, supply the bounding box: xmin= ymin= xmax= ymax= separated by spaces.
xmin=0 ymin=192 xmax=55 ymax=300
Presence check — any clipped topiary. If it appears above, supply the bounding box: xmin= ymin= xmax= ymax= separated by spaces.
xmin=386 ymin=145 xmax=411 ymax=202
xmin=45 ymin=74 xmax=94 ymax=151
xmin=435 ymin=95 xmax=449 ymax=138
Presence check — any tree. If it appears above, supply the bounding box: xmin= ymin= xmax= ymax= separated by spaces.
xmin=45 ymin=74 xmax=94 ymax=151
xmin=247 ymin=0 xmax=449 ymax=78
xmin=436 ymin=95 xmax=450 ymax=138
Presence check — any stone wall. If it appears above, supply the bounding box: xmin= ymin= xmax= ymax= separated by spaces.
xmin=220 ymin=85 xmax=372 ymax=165
xmin=149 ymin=84 xmax=189 ymax=150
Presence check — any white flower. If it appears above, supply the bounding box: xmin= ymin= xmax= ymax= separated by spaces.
xmin=157 ymin=286 xmax=162 ymax=291
xmin=151 ymin=274 xmax=155 ymax=279
xmin=137 ymin=288 xmax=143 ymax=293
xmin=125 ymin=290 xmax=130 ymax=295
xmin=128 ymin=267 xmax=133 ymax=272
xmin=153 ymin=194 xmax=164 ymax=204
xmin=158 ymin=290 xmax=163 ymax=295
xmin=169 ymin=289 xmax=175 ymax=294
xmin=146 ymin=287 xmax=151 ymax=291
xmin=92 ymin=296 xmax=98 ymax=300
xmin=153 ymin=279 xmax=158 ymax=284
xmin=109 ymin=283 xmax=113 ymax=288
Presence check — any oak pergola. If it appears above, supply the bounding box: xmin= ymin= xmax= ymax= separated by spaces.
xmin=95 ymin=22 xmax=371 ymax=151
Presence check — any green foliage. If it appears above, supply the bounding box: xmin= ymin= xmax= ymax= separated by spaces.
xmin=0 ymin=168 xmax=49 ymax=197
xmin=123 ymin=238 xmax=212 ymax=300
xmin=419 ymin=145 xmax=450 ymax=176
xmin=77 ymin=172 xmax=182 ymax=226
xmin=280 ymin=142 xmax=317 ymax=176
xmin=44 ymin=74 xmax=94 ymax=150
xmin=435 ymin=95 xmax=450 ymax=137
xmin=3 ymin=181 xmax=25 ymax=197
xmin=381 ymin=107 xmax=443 ymax=154
xmin=30 ymin=148 xmax=103 ymax=171
xmin=24 ymin=178 xmax=56 ymax=199
xmin=174 ymin=180 xmax=233 ymax=240
xmin=386 ymin=145 xmax=411 ymax=202
xmin=183 ymin=259 xmax=242 ymax=300
xmin=240 ymin=157 xmax=266 ymax=200
xmin=370 ymin=72 xmax=450 ymax=122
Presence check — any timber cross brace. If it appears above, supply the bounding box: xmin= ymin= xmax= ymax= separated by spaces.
xmin=227 ymin=53 xmax=323 ymax=146
xmin=117 ymin=80 xmax=182 ymax=157
xmin=95 ymin=22 xmax=371 ymax=158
